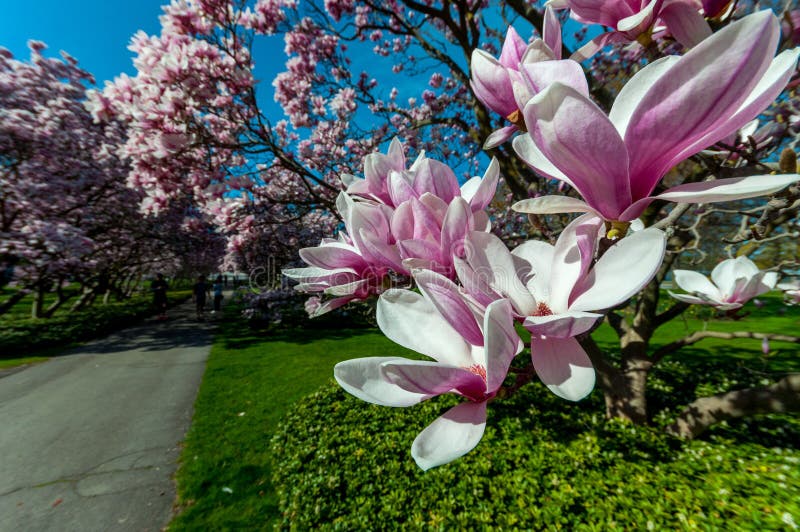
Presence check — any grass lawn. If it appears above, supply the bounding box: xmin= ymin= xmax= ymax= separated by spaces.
xmin=0 ymin=289 xmax=191 ymax=368
xmin=170 ymin=292 xmax=800 ymax=529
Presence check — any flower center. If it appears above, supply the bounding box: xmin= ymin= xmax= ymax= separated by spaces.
xmin=533 ymin=302 xmax=553 ymax=316
xmin=467 ymin=364 xmax=487 ymax=382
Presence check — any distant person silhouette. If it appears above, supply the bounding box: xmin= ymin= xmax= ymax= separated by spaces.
xmin=193 ymin=275 xmax=209 ymax=320
xmin=151 ymin=273 xmax=168 ymax=320
xmin=212 ymin=275 xmax=224 ymax=314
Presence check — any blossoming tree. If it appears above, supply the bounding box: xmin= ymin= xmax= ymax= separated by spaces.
xmin=97 ymin=0 xmax=800 ymax=468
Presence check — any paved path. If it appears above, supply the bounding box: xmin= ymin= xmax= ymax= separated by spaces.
xmin=0 ymin=299 xmax=218 ymax=531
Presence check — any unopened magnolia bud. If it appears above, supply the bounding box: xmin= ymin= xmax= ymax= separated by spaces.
xmin=779 ymin=147 xmax=797 ymax=174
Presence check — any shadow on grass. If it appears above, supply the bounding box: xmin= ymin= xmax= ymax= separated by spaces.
xmin=219 ymin=320 xmax=379 ymax=350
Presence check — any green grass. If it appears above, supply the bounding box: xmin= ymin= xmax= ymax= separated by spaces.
xmin=170 ymin=294 xmax=800 ymax=530
xmin=169 ymin=306 xmax=417 ymax=530
xmin=0 ymin=289 xmax=191 ymax=368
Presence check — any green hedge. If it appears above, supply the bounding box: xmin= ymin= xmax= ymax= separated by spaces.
xmin=271 ymin=378 xmax=800 ymax=530
xmin=0 ymin=291 xmax=191 ymax=355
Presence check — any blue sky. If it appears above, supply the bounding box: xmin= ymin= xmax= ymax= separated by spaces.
xmin=1 ymin=1 xmax=290 ymax=117
xmin=2 ymin=1 xmax=167 ymax=84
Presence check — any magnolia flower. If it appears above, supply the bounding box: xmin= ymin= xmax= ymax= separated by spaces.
xmin=283 ymin=193 xmax=404 ymax=316
xmin=393 ymin=196 xmax=486 ymax=277
xmin=513 ymin=11 xmax=800 ymax=227
xmin=777 ymin=279 xmax=800 ymax=305
xmin=550 ymin=0 xmax=712 ymax=59
xmin=470 ymin=7 xmax=573 ymax=147
xmin=669 ymin=256 xmax=778 ymax=310
xmin=456 ymin=214 xmax=666 ymax=400
xmin=334 ymin=283 xmax=522 ymax=470
xmin=341 ymin=138 xmax=499 ymax=212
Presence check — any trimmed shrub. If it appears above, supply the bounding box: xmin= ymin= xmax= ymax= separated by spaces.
xmin=271 ymin=378 xmax=800 ymax=530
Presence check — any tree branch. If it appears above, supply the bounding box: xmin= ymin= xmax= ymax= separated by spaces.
xmin=666 ymin=373 xmax=800 ymax=439
xmin=652 ymin=330 xmax=800 ymax=363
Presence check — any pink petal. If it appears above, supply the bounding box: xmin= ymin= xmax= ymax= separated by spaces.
xmin=670 ymin=48 xmax=800 ymax=165
xmin=440 ymin=197 xmax=473 ymax=261
xmin=523 ymin=83 xmax=632 ymax=220
xmin=334 ymin=357 xmax=434 ymax=407
xmin=512 ymin=134 xmax=576 ymax=187
xmin=462 ymin=157 xmax=500 ymax=211
xmin=464 ymin=231 xmax=537 ymax=315
xmin=624 ymin=10 xmax=780 ymax=200
xmin=499 ymin=26 xmax=528 ymax=66
xmin=411 ymin=401 xmax=487 ymax=470
xmin=388 ymin=171 xmax=418 ymax=206
xmin=299 ymin=244 xmax=364 ymax=270
xmin=520 ymin=60 xmax=589 ymax=97
xmin=549 ymin=214 xmax=604 ymax=312
xmin=413 ymin=159 xmax=461 ymax=203
xmin=616 ymin=0 xmax=661 ymax=35
xmin=470 ymin=50 xmax=517 ymax=117
xmin=414 ymin=269 xmax=485 ymax=347
xmin=382 ymin=359 xmax=486 ymax=398
xmin=484 ymin=299 xmax=523 ymax=392
xmin=530 ymin=337 xmax=595 ymax=401
xmin=543 ymin=5 xmax=563 ymax=59
xmin=483 ymin=125 xmax=518 ymax=149
xmin=659 ymin=0 xmax=712 ymax=48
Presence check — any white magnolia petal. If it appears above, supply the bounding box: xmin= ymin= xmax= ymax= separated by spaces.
xmin=530 ymin=337 xmax=595 ymax=401
xmin=376 ymin=289 xmax=473 ymax=367
xmin=512 ymin=195 xmax=598 ymax=215
xmin=657 ymin=174 xmax=800 ymax=204
xmin=667 ymin=291 xmax=713 ymax=306
xmin=673 ymin=269 xmax=721 ymax=301
xmin=523 ymin=311 xmax=602 ymax=339
xmin=570 ymin=228 xmax=666 ymax=311
xmin=411 ymin=401 xmax=487 ymax=471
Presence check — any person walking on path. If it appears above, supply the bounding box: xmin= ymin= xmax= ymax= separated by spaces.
xmin=192 ymin=275 xmax=210 ymax=320
xmin=151 ymin=273 xmax=168 ymax=320
xmin=212 ymin=275 xmax=224 ymax=314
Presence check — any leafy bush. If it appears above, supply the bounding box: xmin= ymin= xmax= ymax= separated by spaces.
xmin=271 ymin=379 xmax=800 ymax=530
xmin=235 ymin=288 xmax=376 ymax=329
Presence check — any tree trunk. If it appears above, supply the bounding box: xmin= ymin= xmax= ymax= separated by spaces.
xmin=31 ymin=283 xmax=45 ymax=319
xmin=0 ymin=289 xmax=28 ymax=316
xmin=601 ymin=357 xmax=651 ymax=424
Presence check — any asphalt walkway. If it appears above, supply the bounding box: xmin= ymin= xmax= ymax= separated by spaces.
xmin=0 ymin=298 xmax=219 ymax=531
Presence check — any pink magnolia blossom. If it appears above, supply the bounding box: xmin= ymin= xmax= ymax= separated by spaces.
xmin=470 ymin=8 xmax=588 ymax=148
xmin=550 ymin=0 xmax=712 ymax=59
xmin=334 ymin=282 xmax=522 ymax=470
xmin=513 ymin=11 xmax=800 ymax=226
xmin=777 ymin=279 xmax=800 ymax=305
xmin=341 ymin=138 xmax=499 ymax=212
xmin=669 ymin=256 xmax=778 ymax=310
xmin=283 ymin=192 xmax=403 ymax=316
xmin=456 ymin=214 xmax=666 ymax=400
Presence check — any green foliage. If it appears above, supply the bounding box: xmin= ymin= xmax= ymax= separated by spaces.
xmin=171 ymin=293 xmax=800 ymax=530
xmin=0 ymin=290 xmax=190 ymax=357
xmin=271 ymin=380 xmax=800 ymax=530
